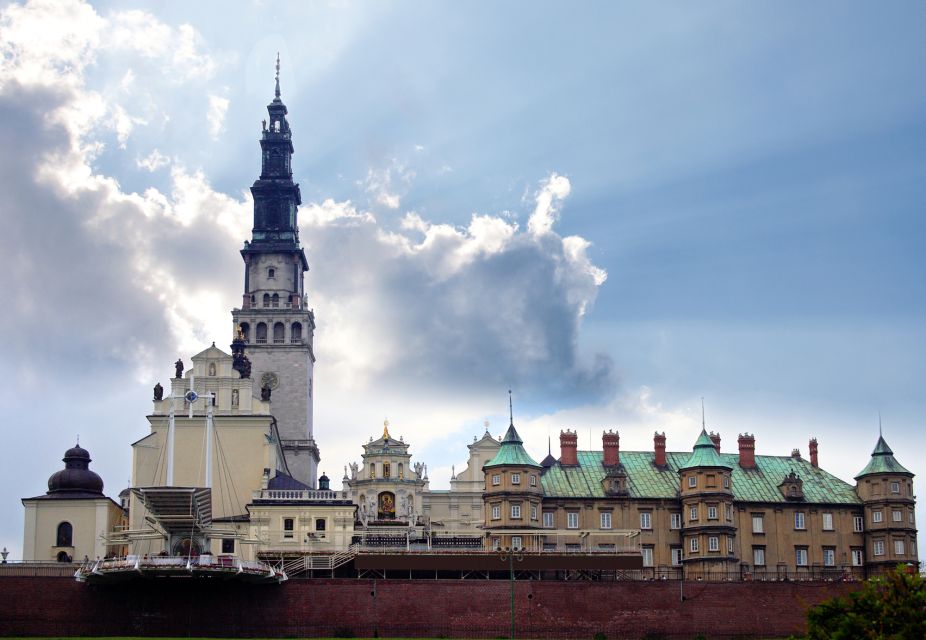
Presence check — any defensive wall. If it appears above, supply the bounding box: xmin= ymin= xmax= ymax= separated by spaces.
xmin=0 ymin=574 xmax=858 ymax=639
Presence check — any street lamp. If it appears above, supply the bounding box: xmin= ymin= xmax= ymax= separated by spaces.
xmin=1 ymin=547 xmax=8 ymax=563
xmin=498 ymin=545 xmax=524 ymax=640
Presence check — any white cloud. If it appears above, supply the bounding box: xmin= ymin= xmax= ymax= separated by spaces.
xmin=136 ymin=148 xmax=170 ymax=172
xmin=362 ymin=159 xmax=415 ymax=210
xmin=527 ymin=172 xmax=571 ymax=235
xmin=207 ymin=94 xmax=229 ymax=139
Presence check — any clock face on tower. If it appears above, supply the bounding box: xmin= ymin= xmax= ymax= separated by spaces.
xmin=260 ymin=372 xmax=279 ymax=390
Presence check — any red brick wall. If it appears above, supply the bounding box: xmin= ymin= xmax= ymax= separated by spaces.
xmin=0 ymin=576 xmax=858 ymax=638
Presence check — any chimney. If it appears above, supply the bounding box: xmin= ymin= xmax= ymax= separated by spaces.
xmin=654 ymin=432 xmax=667 ymax=467
xmin=791 ymin=448 xmax=801 ymax=459
xmin=559 ymin=430 xmax=578 ymax=466
xmin=709 ymin=431 xmax=721 ymax=454
xmin=602 ymin=430 xmax=620 ymax=466
xmin=809 ymin=438 xmax=818 ymax=468
xmin=738 ymin=433 xmax=756 ymax=469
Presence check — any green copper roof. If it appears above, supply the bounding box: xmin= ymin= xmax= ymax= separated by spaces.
xmin=483 ymin=424 xmax=541 ymax=469
xmin=679 ymin=429 xmax=734 ymax=471
xmin=855 ymin=436 xmax=913 ymax=479
xmin=541 ymin=450 xmax=861 ymax=504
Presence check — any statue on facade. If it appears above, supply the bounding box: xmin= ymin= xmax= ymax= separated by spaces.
xmin=174 ymin=359 xmax=184 ymax=379
xmin=153 ymin=382 xmax=163 ymax=401
xmin=260 ymin=385 xmax=272 ymax=401
xmin=231 ymin=326 xmax=251 ymax=379
xmin=349 ymin=462 xmax=359 ymax=478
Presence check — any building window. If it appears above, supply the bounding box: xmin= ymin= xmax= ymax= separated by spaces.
xmin=853 ymin=515 xmax=864 ymax=532
xmin=670 ymin=513 xmax=682 ymax=530
xmin=642 ymin=546 xmax=654 ymax=567
xmin=708 ymin=536 xmax=719 ymax=552
xmin=873 ymin=540 xmax=885 ymax=556
xmin=688 ymin=476 xmax=697 ymax=488
xmin=56 ymin=522 xmax=73 ymax=547
xmin=872 ymin=510 xmax=883 ymax=524
xmin=600 ymin=512 xmax=612 ymax=529
xmin=671 ymin=547 xmax=683 ymax=566
xmin=823 ymin=547 xmax=835 ymax=567
xmin=283 ymin=518 xmax=294 ymax=539
xmin=752 ymin=514 xmax=764 ymax=534
xmin=910 ymin=510 xmax=916 ymax=525
xmin=723 ymin=475 xmax=730 ymax=489
xmin=271 ymin=293 xmax=280 ymax=308
xmin=315 ymin=518 xmax=326 ymax=532
xmin=491 ymin=505 xmax=501 ymax=520
xmin=383 ymin=463 xmax=390 ymax=478
xmin=753 ymin=547 xmax=765 ymax=566
xmin=531 ymin=505 xmax=538 ymax=520
xmin=268 ymin=267 xmax=275 ymax=279
xmin=511 ymin=504 xmax=521 ymax=519
xmin=725 ymin=504 xmax=733 ymax=521
xmin=262 ymin=293 xmax=270 ymax=308
xmin=892 ymin=510 xmax=903 ymax=523
xmin=795 ymin=547 xmax=808 ymax=566
xmin=492 ymin=474 xmax=501 ymax=486
xmin=894 ymin=540 xmax=905 ymax=556
xmin=794 ymin=512 xmax=806 ymax=530
xmin=511 ymin=473 xmax=521 ymax=485
xmin=851 ymin=549 xmax=863 ymax=566
xmin=689 ymin=506 xmax=698 ymax=521
xmin=690 ymin=537 xmax=699 ymax=553
xmin=567 ymin=512 xmax=579 ymax=529
xmin=890 ymin=481 xmax=900 ymax=494
xmin=543 ymin=512 xmax=554 ymax=528
xmin=255 ymin=322 xmax=268 ymax=343
xmin=565 ymin=543 xmax=581 ymax=552
xmin=221 ymin=538 xmax=235 ymax=554
xmin=707 ymin=505 xmax=718 ymax=520
xmin=291 ymin=322 xmax=302 ymax=343
xmin=273 ymin=321 xmax=285 ymax=343
xmin=822 ymin=513 xmax=834 ymax=531
xmin=511 ymin=536 xmax=522 ymax=549
xmin=529 ymin=474 xmax=537 ymax=487
xmin=492 ymin=537 xmax=501 ymax=550
xmin=598 ymin=543 xmax=615 ymax=551
xmin=727 ymin=536 xmax=734 ymax=553
xmin=640 ymin=512 xmax=652 ymax=530
xmin=239 ymin=322 xmax=250 ymax=342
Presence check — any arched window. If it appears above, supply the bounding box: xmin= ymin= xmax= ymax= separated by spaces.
xmin=239 ymin=322 xmax=250 ymax=342
xmin=56 ymin=551 xmax=72 ymax=563
xmin=255 ymin=322 xmax=268 ymax=344
xmin=262 ymin=293 xmax=270 ymax=308
xmin=291 ymin=322 xmax=302 ymax=343
xmin=268 ymin=267 xmax=275 ymax=279
xmin=273 ymin=322 xmax=285 ymax=344
xmin=271 ymin=293 xmax=280 ymax=308
xmin=315 ymin=518 xmax=326 ymax=532
xmin=56 ymin=522 xmax=73 ymax=547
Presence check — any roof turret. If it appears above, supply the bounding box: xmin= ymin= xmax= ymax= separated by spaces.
xmin=680 ymin=428 xmax=733 ymax=471
xmin=855 ymin=435 xmax=913 ymax=479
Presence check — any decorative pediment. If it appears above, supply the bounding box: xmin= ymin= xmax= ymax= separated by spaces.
xmin=778 ymin=470 xmax=804 ymax=501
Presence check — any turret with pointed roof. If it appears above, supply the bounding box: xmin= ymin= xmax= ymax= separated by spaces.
xmin=855 ymin=435 xmax=913 ymax=479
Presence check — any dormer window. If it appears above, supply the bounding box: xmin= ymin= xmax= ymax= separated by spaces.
xmin=779 ymin=471 xmax=805 ymax=501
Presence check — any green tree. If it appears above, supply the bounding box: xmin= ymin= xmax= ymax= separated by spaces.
xmin=806 ymin=566 xmax=926 ymax=639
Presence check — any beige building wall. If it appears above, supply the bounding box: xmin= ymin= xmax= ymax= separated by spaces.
xmin=22 ymin=499 xmax=126 ymax=562
xmin=248 ymin=502 xmax=356 ymax=555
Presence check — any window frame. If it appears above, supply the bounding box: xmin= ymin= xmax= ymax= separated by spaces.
xmin=873 ymin=539 xmax=885 ymax=556
xmin=707 ymin=505 xmax=718 ymax=520
xmin=708 ymin=536 xmax=719 ymax=552
xmin=752 ymin=514 xmax=764 ymax=534
xmin=753 ymin=547 xmax=766 ymax=567
xmin=823 ymin=547 xmax=836 ymax=567
xmin=641 ymin=546 xmax=654 ymax=567
xmin=566 ymin=511 xmax=579 ymax=529
xmin=821 ymin=512 xmax=834 ymax=531
xmin=491 ymin=474 xmax=501 ymax=486
xmin=795 ymin=547 xmax=809 ymax=567
xmin=640 ymin=511 xmax=652 ymax=530
xmin=689 ymin=537 xmax=699 ymax=553
xmin=872 ymin=510 xmax=883 ymax=524
xmin=600 ymin=512 xmax=612 ymax=530
xmin=894 ymin=539 xmax=905 ymax=556
xmin=689 ymin=505 xmax=698 ymax=521
xmin=511 ymin=473 xmax=521 ymax=485
xmin=794 ymin=511 xmax=806 ymax=530
xmin=670 ymin=513 xmax=682 ymax=530
xmin=510 ymin=504 xmax=521 ymax=519
xmin=542 ymin=511 xmax=555 ymax=528
xmin=491 ymin=504 xmax=501 ymax=520
xmin=688 ymin=475 xmax=697 ymax=488
xmin=853 ymin=515 xmax=864 ymax=532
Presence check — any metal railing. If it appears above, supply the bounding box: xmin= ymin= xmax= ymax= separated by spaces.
xmin=252 ymin=488 xmax=344 ymax=501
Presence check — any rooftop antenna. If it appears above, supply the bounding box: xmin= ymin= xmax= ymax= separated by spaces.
xmin=274 ymin=52 xmax=281 ymax=99
xmin=508 ymin=389 xmax=513 ymax=426
xmin=879 ymin=411 xmax=883 ymax=437
xmin=701 ymin=397 xmax=706 ymax=431
xmin=76 ymin=434 xmax=79 ymax=446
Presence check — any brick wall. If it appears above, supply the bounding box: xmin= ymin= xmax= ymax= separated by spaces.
xmin=0 ymin=576 xmax=858 ymax=638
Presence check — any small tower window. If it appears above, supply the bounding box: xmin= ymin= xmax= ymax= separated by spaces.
xmin=239 ymin=323 xmax=250 ymax=342
xmin=291 ymin=322 xmax=302 ymax=343
xmin=56 ymin=522 xmax=73 ymax=547
xmin=273 ymin=322 xmax=285 ymax=344
xmin=255 ymin=322 xmax=268 ymax=343
xmin=262 ymin=293 xmax=270 ymax=308
xmin=271 ymin=293 xmax=280 ymax=308
xmin=268 ymin=268 xmax=275 ymax=279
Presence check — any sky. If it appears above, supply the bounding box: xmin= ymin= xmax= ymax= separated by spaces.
xmin=1 ymin=0 xmax=924 ymax=560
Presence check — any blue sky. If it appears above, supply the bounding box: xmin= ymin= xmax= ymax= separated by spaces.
xmin=0 ymin=0 xmax=924 ymax=559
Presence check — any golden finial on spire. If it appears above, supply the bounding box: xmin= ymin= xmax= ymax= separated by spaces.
xmin=274 ymin=52 xmax=281 ymax=99
xmin=383 ymin=418 xmax=390 ymax=440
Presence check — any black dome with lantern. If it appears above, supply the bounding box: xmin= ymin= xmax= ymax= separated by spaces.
xmin=46 ymin=444 xmax=104 ymax=496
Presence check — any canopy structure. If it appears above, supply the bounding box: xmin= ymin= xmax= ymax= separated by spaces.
xmin=133 ymin=486 xmax=213 ymax=536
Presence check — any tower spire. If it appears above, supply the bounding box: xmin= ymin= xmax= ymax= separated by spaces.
xmin=274 ymin=52 xmax=281 ymax=99
xmin=508 ymin=389 xmax=514 ymax=427
xmin=701 ymin=396 xmax=706 ymax=431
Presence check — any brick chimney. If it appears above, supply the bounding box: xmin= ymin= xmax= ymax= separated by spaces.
xmin=809 ymin=438 xmax=818 ymax=467
xmin=709 ymin=431 xmax=721 ymax=454
xmin=654 ymin=432 xmax=667 ymax=467
xmin=738 ymin=433 xmax=756 ymax=469
xmin=602 ymin=430 xmax=620 ymax=466
xmin=560 ymin=430 xmax=578 ymax=466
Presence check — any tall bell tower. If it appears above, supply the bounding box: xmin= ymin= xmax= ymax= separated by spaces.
xmin=231 ymin=55 xmax=320 ymax=487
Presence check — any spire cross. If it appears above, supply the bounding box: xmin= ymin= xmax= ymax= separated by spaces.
xmin=508 ymin=389 xmax=514 ymax=426
xmin=274 ymin=52 xmax=281 ymax=99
